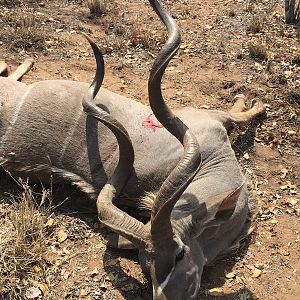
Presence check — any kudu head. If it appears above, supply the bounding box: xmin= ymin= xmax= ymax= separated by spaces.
xmin=96 ymin=0 xmax=242 ymax=299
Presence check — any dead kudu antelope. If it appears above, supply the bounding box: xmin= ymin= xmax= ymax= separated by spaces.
xmin=94 ymin=0 xmax=266 ymax=299
xmin=0 ymin=2 xmax=265 ymax=300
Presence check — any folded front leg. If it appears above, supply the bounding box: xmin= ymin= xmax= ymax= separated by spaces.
xmin=8 ymin=58 xmax=34 ymax=81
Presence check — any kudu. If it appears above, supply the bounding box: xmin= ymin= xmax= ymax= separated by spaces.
xmin=92 ymin=0 xmax=266 ymax=299
xmin=0 ymin=1 xmax=265 ymax=299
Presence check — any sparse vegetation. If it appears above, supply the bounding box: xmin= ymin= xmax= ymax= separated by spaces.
xmin=0 ymin=9 xmax=47 ymax=51
xmin=292 ymin=49 xmax=300 ymax=64
xmin=246 ymin=16 xmax=265 ymax=33
xmin=87 ymin=0 xmax=107 ymax=16
xmin=0 ymin=181 xmax=53 ymax=300
xmin=0 ymin=0 xmax=21 ymax=8
xmin=129 ymin=15 xmax=157 ymax=49
xmin=247 ymin=41 xmax=268 ymax=61
xmin=13 ymin=12 xmax=45 ymax=50
xmin=99 ymin=10 xmax=164 ymax=53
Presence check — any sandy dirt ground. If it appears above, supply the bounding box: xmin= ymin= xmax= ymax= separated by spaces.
xmin=0 ymin=0 xmax=299 ymax=299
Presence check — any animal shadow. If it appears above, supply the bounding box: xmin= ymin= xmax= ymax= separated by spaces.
xmin=231 ymin=114 xmax=266 ymax=156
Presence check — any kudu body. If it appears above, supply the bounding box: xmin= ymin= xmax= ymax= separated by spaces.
xmin=0 ymin=61 xmax=261 ymax=202
xmin=93 ymin=1 xmax=266 ymax=300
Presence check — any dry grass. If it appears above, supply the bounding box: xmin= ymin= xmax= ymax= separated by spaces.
xmin=100 ymin=9 xmax=164 ymax=54
xmin=0 ymin=0 xmax=20 ymax=8
xmin=0 ymin=8 xmax=47 ymax=51
xmin=292 ymin=50 xmax=300 ymax=65
xmin=87 ymin=0 xmax=107 ymax=16
xmin=247 ymin=41 xmax=268 ymax=61
xmin=11 ymin=11 xmax=46 ymax=51
xmin=0 ymin=180 xmax=53 ymax=300
xmin=246 ymin=16 xmax=265 ymax=34
xmin=129 ymin=15 xmax=157 ymax=49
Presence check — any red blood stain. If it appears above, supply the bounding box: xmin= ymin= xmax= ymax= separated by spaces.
xmin=142 ymin=114 xmax=164 ymax=132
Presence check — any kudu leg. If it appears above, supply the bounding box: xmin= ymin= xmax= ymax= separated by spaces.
xmin=216 ymin=95 xmax=265 ymax=129
xmin=210 ymin=95 xmax=266 ymax=130
xmin=229 ymin=94 xmax=246 ymax=113
xmin=0 ymin=61 xmax=8 ymax=75
xmin=8 ymin=58 xmax=34 ymax=81
xmin=229 ymin=98 xmax=266 ymax=126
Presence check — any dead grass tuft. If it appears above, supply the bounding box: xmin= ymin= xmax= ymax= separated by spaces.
xmin=100 ymin=11 xmax=164 ymax=54
xmin=246 ymin=16 xmax=265 ymax=34
xmin=0 ymin=0 xmax=20 ymax=8
xmin=127 ymin=11 xmax=166 ymax=50
xmin=247 ymin=41 xmax=268 ymax=61
xmin=0 ymin=9 xmax=47 ymax=52
xmin=12 ymin=11 xmax=46 ymax=51
xmin=0 ymin=180 xmax=53 ymax=300
xmin=130 ymin=20 xmax=156 ymax=49
xmin=292 ymin=50 xmax=300 ymax=65
xmin=87 ymin=0 xmax=107 ymax=16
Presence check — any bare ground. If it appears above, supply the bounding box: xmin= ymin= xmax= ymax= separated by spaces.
xmin=0 ymin=0 xmax=299 ymax=299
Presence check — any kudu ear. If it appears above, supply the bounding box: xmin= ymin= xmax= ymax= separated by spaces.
xmin=214 ymin=183 xmax=245 ymax=221
xmin=206 ymin=181 xmax=245 ymax=227
xmin=189 ymin=182 xmax=246 ymax=240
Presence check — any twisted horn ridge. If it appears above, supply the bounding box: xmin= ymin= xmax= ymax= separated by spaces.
xmin=147 ymin=0 xmax=202 ymax=242
xmin=82 ymin=34 xmax=148 ymax=248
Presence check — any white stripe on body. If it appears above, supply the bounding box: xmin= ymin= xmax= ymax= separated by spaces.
xmin=75 ymin=147 xmax=88 ymax=166
xmin=0 ymin=86 xmax=33 ymax=150
xmin=58 ymin=107 xmax=83 ymax=164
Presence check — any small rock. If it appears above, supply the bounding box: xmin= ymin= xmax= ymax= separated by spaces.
xmin=251 ymin=267 xmax=262 ymax=278
xmin=25 ymin=287 xmax=41 ymax=299
xmin=208 ymin=288 xmax=223 ymax=296
xmin=79 ymin=289 xmax=89 ymax=297
xmin=289 ymin=198 xmax=298 ymax=206
xmin=90 ymin=268 xmax=99 ymax=276
xmin=225 ymin=271 xmax=236 ymax=279
xmin=243 ymin=153 xmax=250 ymax=160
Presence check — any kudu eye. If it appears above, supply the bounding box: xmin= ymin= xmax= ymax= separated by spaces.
xmin=175 ymin=248 xmax=185 ymax=263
